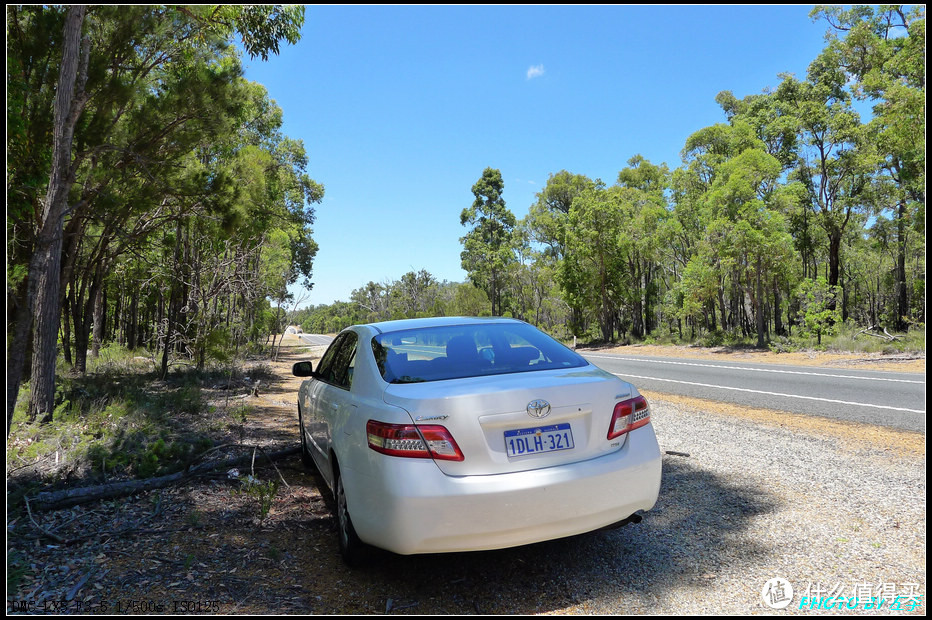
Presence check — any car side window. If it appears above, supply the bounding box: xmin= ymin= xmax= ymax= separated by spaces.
xmin=315 ymin=333 xmax=347 ymax=380
xmin=321 ymin=332 xmax=358 ymax=390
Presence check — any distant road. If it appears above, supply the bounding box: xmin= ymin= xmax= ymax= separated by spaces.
xmin=581 ymin=352 xmax=926 ymax=434
xmin=298 ymin=334 xmax=334 ymax=347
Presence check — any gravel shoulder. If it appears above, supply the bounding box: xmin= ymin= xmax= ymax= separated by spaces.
xmin=7 ymin=338 xmax=925 ymax=614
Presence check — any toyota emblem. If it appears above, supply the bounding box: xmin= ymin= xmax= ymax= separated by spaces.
xmin=526 ymin=399 xmax=551 ymax=419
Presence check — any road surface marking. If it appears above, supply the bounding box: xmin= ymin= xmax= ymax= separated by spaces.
xmin=612 ymin=373 xmax=925 ymax=414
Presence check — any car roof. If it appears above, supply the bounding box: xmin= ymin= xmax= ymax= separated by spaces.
xmin=365 ymin=316 xmax=521 ymax=334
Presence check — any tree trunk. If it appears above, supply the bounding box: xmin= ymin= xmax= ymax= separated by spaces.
xmin=91 ymin=278 xmax=106 ymax=358
xmin=127 ymin=290 xmax=138 ymax=350
xmin=718 ymin=286 xmax=727 ymax=332
xmin=895 ymin=201 xmax=908 ymax=331
xmin=644 ymin=261 xmax=654 ymax=336
xmin=33 ymin=446 xmax=300 ymax=511
xmin=62 ymin=293 xmax=73 ymax=367
xmin=73 ymin=275 xmax=98 ymax=375
xmin=827 ymin=230 xmax=842 ymax=311
xmin=755 ymin=259 xmax=766 ymax=348
xmin=773 ymin=276 xmax=785 ymax=337
xmin=24 ymin=6 xmax=88 ymax=424
xmin=161 ymin=219 xmax=184 ymax=378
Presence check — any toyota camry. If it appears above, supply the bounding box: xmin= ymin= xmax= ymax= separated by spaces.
xmin=292 ymin=317 xmax=661 ymax=565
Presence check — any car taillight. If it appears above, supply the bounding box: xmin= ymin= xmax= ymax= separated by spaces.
xmin=607 ymin=395 xmax=651 ymax=440
xmin=366 ymin=421 xmax=464 ymax=461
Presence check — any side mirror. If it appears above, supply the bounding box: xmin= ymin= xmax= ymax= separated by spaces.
xmin=292 ymin=361 xmax=316 ymax=377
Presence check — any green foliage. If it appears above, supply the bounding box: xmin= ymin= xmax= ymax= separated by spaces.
xmin=796 ymin=277 xmax=843 ymax=343
xmin=699 ymin=330 xmax=727 ymax=348
xmin=460 ymin=168 xmax=519 ymax=316
xmin=7 ymin=346 xmax=222 ymax=484
xmin=232 ymin=475 xmax=280 ymax=522
xmin=208 ymin=5 xmax=305 ymax=62
xmin=295 ymin=272 xmax=499 ymax=334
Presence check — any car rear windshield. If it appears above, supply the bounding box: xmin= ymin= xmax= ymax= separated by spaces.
xmin=371 ymin=322 xmax=587 ymax=384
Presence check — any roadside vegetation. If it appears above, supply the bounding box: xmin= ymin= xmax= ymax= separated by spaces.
xmin=7 ymin=5 xmax=315 ymax=434
xmin=6 ymin=344 xmax=286 ymax=510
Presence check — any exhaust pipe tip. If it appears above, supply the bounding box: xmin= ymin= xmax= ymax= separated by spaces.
xmin=600 ymin=512 xmax=643 ymax=531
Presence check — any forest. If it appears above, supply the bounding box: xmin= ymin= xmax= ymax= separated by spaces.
xmin=7 ymin=6 xmax=316 ymax=430
xmin=6 ymin=6 xmax=926 ymax=432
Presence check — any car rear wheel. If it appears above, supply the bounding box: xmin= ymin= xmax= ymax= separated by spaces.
xmin=335 ymin=468 xmax=366 ymax=566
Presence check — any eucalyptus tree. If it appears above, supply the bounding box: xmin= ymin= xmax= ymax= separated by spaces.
xmin=350 ymin=282 xmax=390 ymax=323
xmin=525 ymin=171 xmax=601 ymax=334
xmin=506 ymin=221 xmax=567 ymax=330
xmin=7 ymin=5 xmax=88 ymax=425
xmin=775 ymin=55 xmax=875 ymax=319
xmin=561 ymin=187 xmax=633 ymax=342
xmin=704 ymin=146 xmax=795 ymax=346
xmin=391 ymin=270 xmax=439 ymax=318
xmin=460 ymin=168 xmax=518 ymax=317
xmin=617 ymin=155 xmax=670 ymax=337
xmin=811 ymin=4 xmax=925 ymax=329
xmin=525 ymin=170 xmax=601 ymax=259
xmin=674 ymin=121 xmax=761 ymax=333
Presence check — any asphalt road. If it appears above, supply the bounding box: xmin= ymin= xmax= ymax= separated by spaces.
xmin=582 ymin=352 xmax=926 ymax=433
xmin=298 ymin=333 xmax=335 ymax=346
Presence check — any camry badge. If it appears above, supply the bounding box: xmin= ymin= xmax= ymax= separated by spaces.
xmin=527 ymin=399 xmax=551 ymax=419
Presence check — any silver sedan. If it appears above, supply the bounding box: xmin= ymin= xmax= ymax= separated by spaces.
xmin=293 ymin=317 xmax=662 ymax=565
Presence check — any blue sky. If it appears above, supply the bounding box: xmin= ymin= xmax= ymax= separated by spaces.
xmin=241 ymin=5 xmax=834 ymax=308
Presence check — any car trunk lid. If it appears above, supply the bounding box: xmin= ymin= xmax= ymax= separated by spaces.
xmin=382 ymin=365 xmax=633 ymax=476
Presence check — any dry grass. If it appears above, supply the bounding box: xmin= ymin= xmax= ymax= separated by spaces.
xmin=593 ymin=343 xmax=925 ymax=374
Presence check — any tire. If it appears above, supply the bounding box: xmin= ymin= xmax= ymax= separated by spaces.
xmin=297 ymin=404 xmax=313 ymax=467
xmin=334 ymin=467 xmax=366 ymax=566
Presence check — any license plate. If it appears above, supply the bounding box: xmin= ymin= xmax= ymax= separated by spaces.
xmin=504 ymin=423 xmax=574 ymax=457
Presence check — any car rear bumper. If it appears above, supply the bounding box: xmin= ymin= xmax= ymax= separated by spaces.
xmin=343 ymin=424 xmax=662 ymax=555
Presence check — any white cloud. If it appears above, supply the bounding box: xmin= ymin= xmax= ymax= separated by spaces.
xmin=526 ymin=64 xmax=545 ymax=80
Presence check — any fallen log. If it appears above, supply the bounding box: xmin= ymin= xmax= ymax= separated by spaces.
xmin=32 ymin=445 xmax=299 ymax=511
xmin=856 ymin=325 xmax=900 ymax=342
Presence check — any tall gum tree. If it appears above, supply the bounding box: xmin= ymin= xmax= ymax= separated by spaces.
xmin=460 ymin=168 xmax=518 ymax=317
xmin=776 ymin=60 xmax=875 ymax=317
xmin=8 ymin=5 xmax=88 ymax=425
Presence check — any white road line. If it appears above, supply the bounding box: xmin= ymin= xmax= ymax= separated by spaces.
xmin=585 ymin=354 xmax=924 ymax=384
xmin=613 ymin=373 xmax=925 ymax=414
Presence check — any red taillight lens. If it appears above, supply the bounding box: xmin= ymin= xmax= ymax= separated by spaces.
xmin=366 ymin=421 xmax=464 ymax=461
xmin=607 ymin=395 xmax=651 ymax=440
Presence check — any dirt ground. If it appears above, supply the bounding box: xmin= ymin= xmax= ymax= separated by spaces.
xmin=6 ymin=335 xmax=924 ymax=614
xmin=7 ymin=335 xmax=340 ymax=614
